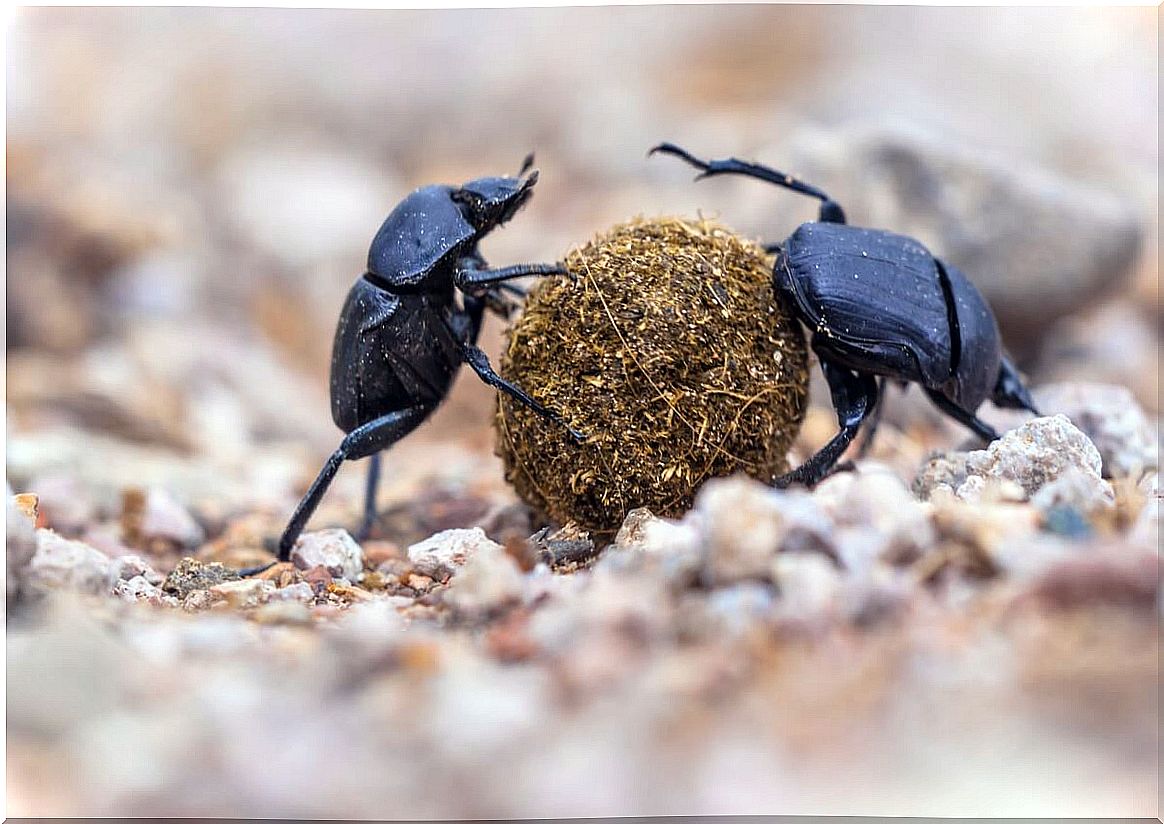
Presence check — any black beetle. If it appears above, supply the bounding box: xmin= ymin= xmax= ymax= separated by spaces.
xmin=278 ymin=156 xmax=582 ymax=559
xmin=650 ymin=142 xmax=1039 ymax=487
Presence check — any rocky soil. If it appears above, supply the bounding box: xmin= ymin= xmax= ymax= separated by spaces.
xmin=6 ymin=6 xmax=1159 ymax=819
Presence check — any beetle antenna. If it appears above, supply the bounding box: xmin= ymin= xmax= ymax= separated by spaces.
xmin=518 ymin=153 xmax=535 ymax=177
xmin=649 ymin=142 xmax=847 ymax=224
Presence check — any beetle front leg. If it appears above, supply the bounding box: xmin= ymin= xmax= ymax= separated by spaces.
xmin=444 ymin=318 xmax=585 ymax=442
xmin=774 ymin=360 xmax=878 ymax=489
xmin=278 ymin=404 xmax=433 ymax=559
xmin=454 ymin=259 xmax=568 ymax=290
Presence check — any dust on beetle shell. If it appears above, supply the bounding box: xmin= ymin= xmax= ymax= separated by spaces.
xmin=495 ymin=217 xmax=810 ymax=538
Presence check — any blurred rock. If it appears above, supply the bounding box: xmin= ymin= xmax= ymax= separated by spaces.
xmin=783 ymin=122 xmax=1141 ymax=356
xmin=112 ymin=554 xmax=164 ymax=585
xmin=703 ymin=582 xmax=778 ymax=637
xmin=772 ymin=553 xmax=843 ymax=620
xmin=28 ymin=530 xmax=115 ymax=596
xmin=209 ymin=578 xmax=275 ymax=609
xmin=812 ymin=468 xmax=933 ymax=571
xmin=290 ymin=528 xmax=364 ymax=581
xmin=696 ymin=477 xmax=833 ymax=585
xmin=1030 ymin=383 xmax=1157 ymax=479
xmin=7 ymin=492 xmax=40 ymax=601
xmin=1030 ymin=466 xmax=1115 ymax=516
xmin=121 ymin=486 xmax=205 ymax=550
xmin=269 ymin=581 xmax=315 ymax=604
xmin=408 ymin=527 xmax=501 ymax=582
xmin=915 ymin=415 xmax=1111 ymax=503
xmin=444 ymin=543 xmax=525 ymax=618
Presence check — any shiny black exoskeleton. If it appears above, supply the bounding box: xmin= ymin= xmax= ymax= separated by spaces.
xmin=650 ymin=142 xmax=1039 ymax=488
xmin=278 ymin=157 xmax=582 ymax=558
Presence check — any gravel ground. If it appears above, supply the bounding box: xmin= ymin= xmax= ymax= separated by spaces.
xmin=6 ymin=6 xmax=1160 ymax=819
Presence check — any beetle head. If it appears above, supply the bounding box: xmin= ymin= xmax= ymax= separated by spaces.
xmin=452 ymin=170 xmax=538 ymax=231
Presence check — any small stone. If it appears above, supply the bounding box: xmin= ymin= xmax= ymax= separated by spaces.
xmin=406 ymin=527 xmax=500 ymax=581
xmin=28 ymin=530 xmax=115 ymax=596
xmin=13 ymin=492 xmax=39 ymax=520
xmin=613 ymin=508 xmax=659 ymax=551
xmin=181 ymin=589 xmax=217 ymax=611
xmin=269 ymin=581 xmax=315 ymax=603
xmin=444 ymin=543 xmax=525 ymax=618
xmin=209 ymin=578 xmax=275 ymax=609
xmin=290 ymin=528 xmax=364 ymax=581
xmin=162 ymin=557 xmax=240 ymax=599
xmin=113 ymin=575 xmax=175 ymax=606
xmin=405 ymin=573 xmax=435 ymax=593
xmin=112 ymin=554 xmax=164 ymax=585
xmin=301 ymin=564 xmax=335 ymax=594
xmin=915 ymin=416 xmax=1111 ymax=502
xmin=527 ymin=522 xmax=599 ymax=569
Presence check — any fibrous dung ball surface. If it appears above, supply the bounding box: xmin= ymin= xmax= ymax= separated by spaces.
xmin=495 ymin=217 xmax=809 ymax=537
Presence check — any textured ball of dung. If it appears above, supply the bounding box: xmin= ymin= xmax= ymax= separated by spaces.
xmin=495 ymin=217 xmax=809 ymax=537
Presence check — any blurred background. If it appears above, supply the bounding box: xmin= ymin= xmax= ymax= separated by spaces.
xmin=5 ymin=5 xmax=1159 ymax=818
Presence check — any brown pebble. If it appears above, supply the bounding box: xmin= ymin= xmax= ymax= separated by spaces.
xmin=13 ymin=493 xmax=40 ymax=520
xmin=405 ymin=573 xmax=434 ymax=593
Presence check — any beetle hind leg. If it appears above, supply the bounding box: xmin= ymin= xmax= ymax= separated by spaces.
xmin=278 ymin=405 xmax=432 ymax=560
xmin=924 ymin=388 xmax=1000 ymax=443
xmin=355 ymin=452 xmax=383 ymax=542
xmin=649 ymin=142 xmax=847 ymax=224
xmin=774 ymin=362 xmax=878 ymax=489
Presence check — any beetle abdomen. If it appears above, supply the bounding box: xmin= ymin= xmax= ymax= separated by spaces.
xmin=940 ymin=259 xmax=1002 ymax=411
xmin=329 ymin=278 xmax=461 ymax=433
xmin=780 ymin=223 xmax=954 ymax=387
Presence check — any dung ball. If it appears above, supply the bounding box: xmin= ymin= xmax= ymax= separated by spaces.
xmin=494 ymin=217 xmax=809 ymax=538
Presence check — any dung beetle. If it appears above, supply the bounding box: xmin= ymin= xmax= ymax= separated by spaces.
xmin=278 ymin=156 xmax=583 ymax=559
xmin=650 ymin=142 xmax=1039 ymax=488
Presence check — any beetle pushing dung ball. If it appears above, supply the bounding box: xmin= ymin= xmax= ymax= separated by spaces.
xmin=649 ymin=143 xmax=1039 ymax=486
xmin=277 ymin=156 xmax=582 ymax=559
xmin=495 ymin=217 xmax=810 ymax=537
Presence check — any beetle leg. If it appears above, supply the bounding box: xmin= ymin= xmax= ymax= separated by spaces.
xmin=448 ymin=326 xmax=585 ymax=442
xmin=924 ymin=388 xmax=1001 ymax=443
xmin=855 ymin=377 xmax=889 ymax=458
xmin=992 ymin=354 xmax=1041 ymax=415
xmin=278 ymin=405 xmax=433 ymax=559
xmin=649 ymin=142 xmax=847 ymax=224
xmin=355 ymin=452 xmax=382 ymax=542
xmin=454 ymin=261 xmax=568 ymax=289
xmin=774 ymin=361 xmax=878 ymax=489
